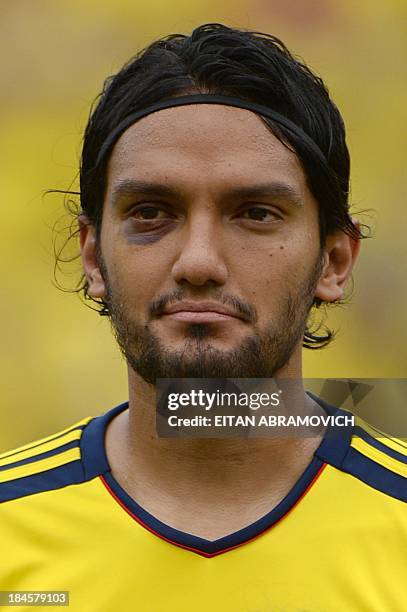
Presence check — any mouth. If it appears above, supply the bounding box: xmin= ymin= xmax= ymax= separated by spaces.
xmin=160 ymin=300 xmax=245 ymax=324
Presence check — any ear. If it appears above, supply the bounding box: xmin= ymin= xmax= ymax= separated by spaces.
xmin=79 ymin=215 xmax=106 ymax=299
xmin=315 ymin=221 xmax=361 ymax=303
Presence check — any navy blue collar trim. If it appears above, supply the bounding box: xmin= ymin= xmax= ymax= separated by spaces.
xmin=80 ymin=402 xmax=127 ymax=480
xmin=309 ymin=393 xmax=354 ymax=468
xmin=101 ymin=457 xmax=325 ymax=557
xmin=80 ymin=395 xmax=353 ymax=556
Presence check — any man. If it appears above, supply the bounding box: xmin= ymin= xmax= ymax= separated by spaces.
xmin=0 ymin=23 xmax=405 ymax=611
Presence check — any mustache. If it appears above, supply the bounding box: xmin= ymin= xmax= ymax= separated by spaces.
xmin=149 ymin=289 xmax=257 ymax=324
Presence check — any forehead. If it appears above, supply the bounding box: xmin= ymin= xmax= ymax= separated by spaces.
xmin=106 ymin=104 xmax=306 ymax=191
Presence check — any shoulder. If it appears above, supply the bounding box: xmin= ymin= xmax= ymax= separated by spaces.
xmin=321 ymin=412 xmax=407 ymax=503
xmin=0 ymin=402 xmax=128 ymax=505
xmin=313 ymin=394 xmax=406 ymax=503
xmin=342 ymin=416 xmax=407 ymax=502
xmin=0 ymin=416 xmax=94 ymax=504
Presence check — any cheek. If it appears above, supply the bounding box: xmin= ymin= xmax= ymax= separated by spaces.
xmin=235 ymin=232 xmax=319 ymax=304
xmin=104 ymin=238 xmax=175 ymax=307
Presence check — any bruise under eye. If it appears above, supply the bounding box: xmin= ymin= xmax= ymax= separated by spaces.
xmin=124 ymin=208 xmax=177 ymax=244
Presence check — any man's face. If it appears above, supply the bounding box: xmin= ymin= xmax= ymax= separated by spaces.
xmin=86 ymin=105 xmax=327 ymax=383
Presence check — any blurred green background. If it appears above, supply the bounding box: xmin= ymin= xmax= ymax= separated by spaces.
xmin=1 ymin=0 xmax=406 ymax=450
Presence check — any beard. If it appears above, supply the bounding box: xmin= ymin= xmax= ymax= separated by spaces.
xmin=99 ymin=255 xmax=323 ymax=385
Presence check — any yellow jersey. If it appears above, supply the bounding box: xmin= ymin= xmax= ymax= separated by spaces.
xmin=0 ymin=398 xmax=406 ymax=611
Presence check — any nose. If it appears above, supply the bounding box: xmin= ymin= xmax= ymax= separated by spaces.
xmin=171 ymin=211 xmax=228 ymax=288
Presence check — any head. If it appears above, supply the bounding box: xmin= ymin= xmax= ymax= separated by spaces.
xmin=78 ymin=23 xmax=362 ymax=384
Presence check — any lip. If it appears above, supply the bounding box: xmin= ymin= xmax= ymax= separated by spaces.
xmin=161 ymin=301 xmax=244 ymax=323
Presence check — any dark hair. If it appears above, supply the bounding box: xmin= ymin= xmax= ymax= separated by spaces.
xmin=58 ymin=23 xmax=368 ymax=348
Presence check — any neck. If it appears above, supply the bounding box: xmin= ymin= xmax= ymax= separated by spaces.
xmin=105 ymin=358 xmax=325 ymax=539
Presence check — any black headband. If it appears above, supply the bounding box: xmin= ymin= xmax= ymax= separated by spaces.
xmin=95 ymin=94 xmax=328 ymax=168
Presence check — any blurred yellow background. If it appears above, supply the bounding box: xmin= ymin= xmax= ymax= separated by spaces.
xmin=1 ymin=0 xmax=406 ymax=450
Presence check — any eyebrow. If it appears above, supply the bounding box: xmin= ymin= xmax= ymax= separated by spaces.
xmin=110 ymin=179 xmax=303 ymax=208
xmin=111 ymin=180 xmax=177 ymax=204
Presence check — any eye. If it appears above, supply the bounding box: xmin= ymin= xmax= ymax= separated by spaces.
xmin=131 ymin=206 xmax=171 ymax=220
xmin=242 ymin=207 xmax=279 ymax=222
